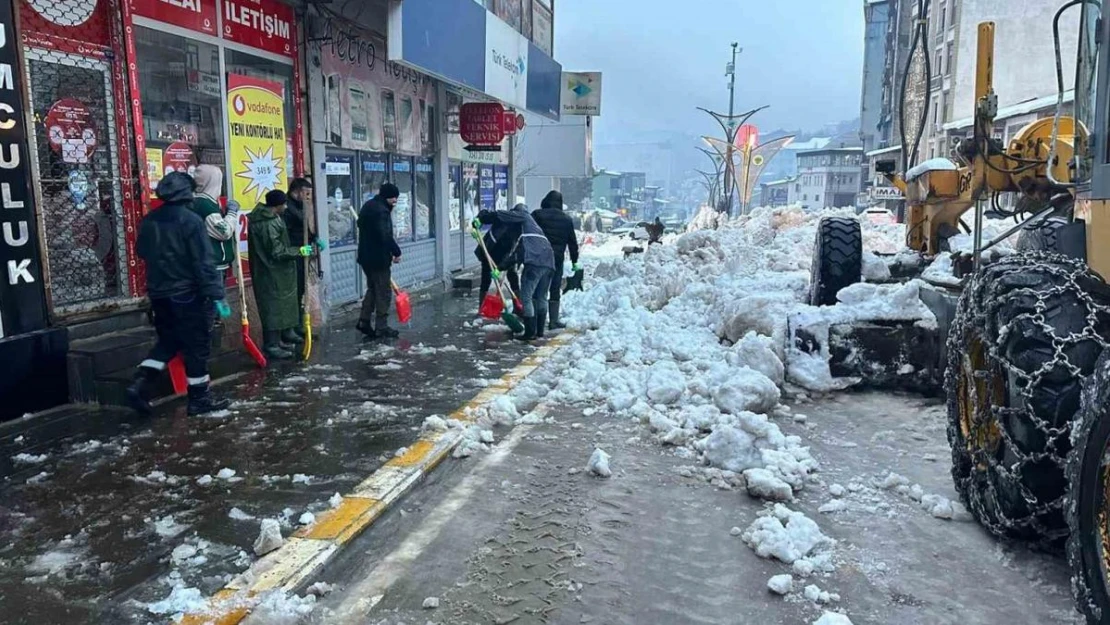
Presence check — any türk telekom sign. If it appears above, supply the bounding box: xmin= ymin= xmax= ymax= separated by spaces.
xmin=0 ymin=0 xmax=48 ymax=338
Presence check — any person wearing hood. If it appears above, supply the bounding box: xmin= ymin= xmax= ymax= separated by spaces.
xmin=127 ymin=172 xmax=232 ymax=417
xmin=474 ymin=211 xmax=521 ymax=315
xmin=475 ymin=203 xmax=555 ymax=340
xmin=248 ymin=189 xmax=314 ymax=359
xmin=283 ymin=177 xmax=317 ymax=337
xmin=531 ymin=190 xmax=580 ymax=330
xmin=189 ymin=165 xmax=239 ymax=276
xmin=357 ymin=182 xmax=403 ymax=339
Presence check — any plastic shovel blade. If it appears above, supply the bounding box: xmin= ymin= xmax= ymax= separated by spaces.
xmin=395 ymin=290 xmax=412 ymax=324
xmin=168 ymin=355 xmax=187 ymax=394
xmin=243 ymin=323 xmax=268 ymax=368
xmin=480 ymin=293 xmax=504 ymax=320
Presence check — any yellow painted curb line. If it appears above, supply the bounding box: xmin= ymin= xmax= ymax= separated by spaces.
xmin=178 ymin=332 xmax=576 ymax=624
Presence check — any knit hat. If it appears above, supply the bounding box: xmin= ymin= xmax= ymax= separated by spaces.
xmin=264 ymin=189 xmax=287 ymax=207
xmin=379 ymin=182 xmax=400 ymax=200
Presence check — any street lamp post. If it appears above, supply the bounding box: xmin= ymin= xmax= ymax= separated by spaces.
xmin=723 ymin=43 xmax=739 ymax=215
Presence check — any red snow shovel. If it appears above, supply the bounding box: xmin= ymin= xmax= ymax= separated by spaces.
xmin=472 ymin=227 xmax=525 ymax=333
xmin=168 ymin=355 xmax=187 ymax=394
xmin=479 ymin=291 xmax=504 ymax=320
xmin=392 ymin=280 xmax=412 ymax=324
xmin=233 ymin=230 xmax=268 ymax=368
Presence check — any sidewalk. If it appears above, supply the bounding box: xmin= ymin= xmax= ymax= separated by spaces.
xmin=0 ymin=287 xmax=546 ymax=625
xmin=308 ymin=393 xmax=1077 ymax=625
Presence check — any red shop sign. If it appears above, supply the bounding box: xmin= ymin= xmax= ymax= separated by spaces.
xmin=460 ymin=102 xmax=507 ymax=145
xmin=164 ymin=142 xmax=195 ymax=174
xmin=45 ymin=98 xmax=96 ymax=164
xmin=222 ymin=0 xmax=294 ymax=57
xmin=130 ymin=0 xmax=218 ymax=36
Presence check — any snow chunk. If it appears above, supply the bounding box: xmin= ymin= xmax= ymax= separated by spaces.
xmin=247 ymin=591 xmax=316 ymax=625
xmin=229 ymin=508 xmax=255 ymax=521
xmin=645 ymin=361 xmax=685 ymax=405
xmin=216 ymin=468 xmax=236 ymax=480
xmin=712 ymin=368 xmax=780 ymax=415
xmin=861 ymin=252 xmax=891 ymax=282
xmin=12 ymin=452 xmax=48 ymax=464
xmin=813 ymin=612 xmax=854 ymax=625
xmin=702 ymin=426 xmax=763 ymax=473
xmin=742 ymin=504 xmax=834 ymax=564
xmin=828 ymin=484 xmax=846 ymax=497
xmin=422 ymin=597 xmax=440 ymax=609
xmin=253 ymin=519 xmax=284 ymax=556
xmin=767 ymin=574 xmax=794 ymax=595
xmin=298 ymin=512 xmax=315 ymax=526
xmin=196 ymin=475 xmax=213 ymax=486
xmin=587 ymin=448 xmax=612 ymax=478
xmin=329 ymin=493 xmax=343 ymax=508
xmin=743 ymin=468 xmax=794 ymax=502
xmin=147 ymin=585 xmax=206 ymax=620
xmin=729 ymin=332 xmax=785 ymax=387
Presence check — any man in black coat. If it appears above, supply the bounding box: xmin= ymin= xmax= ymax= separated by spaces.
xmin=284 ymin=177 xmax=316 ymax=337
xmin=357 ymin=182 xmax=402 ymax=339
xmin=475 ymin=213 xmax=521 ymax=313
xmin=127 ymin=172 xmax=232 ymax=417
xmin=531 ymin=190 xmax=580 ymax=329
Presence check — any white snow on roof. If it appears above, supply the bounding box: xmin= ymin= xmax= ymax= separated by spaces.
xmin=866 ymin=144 xmax=902 ymax=157
xmin=906 ymin=158 xmax=957 ymax=181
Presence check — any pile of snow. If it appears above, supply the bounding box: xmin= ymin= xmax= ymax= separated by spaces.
xmin=741 ymin=504 xmax=835 ymax=566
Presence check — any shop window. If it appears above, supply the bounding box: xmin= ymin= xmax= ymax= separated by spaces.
xmin=360 ymin=152 xmax=389 ymax=206
xmin=392 ymin=156 xmax=414 ymax=242
xmin=462 ymin=163 xmax=480 ymax=225
xmin=325 ymin=154 xmax=355 ymax=249
xmin=414 ymin=157 xmax=435 ymax=240
xmin=136 ymin=27 xmax=224 ymax=195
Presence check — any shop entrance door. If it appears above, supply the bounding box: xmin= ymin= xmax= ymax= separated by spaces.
xmin=24 ymin=48 xmax=131 ymax=315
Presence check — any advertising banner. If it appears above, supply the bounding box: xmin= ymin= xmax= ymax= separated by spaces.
xmin=531 ymin=1 xmax=553 ymax=56
xmin=315 ymin=16 xmax=435 ymax=156
xmin=479 ymin=164 xmax=495 ymax=211
xmin=130 ymin=0 xmax=218 ymax=35
xmin=145 ymin=148 xmax=163 ymax=198
xmin=325 ymin=154 xmax=355 ymax=249
xmin=462 ymin=163 xmax=480 ymax=223
xmin=484 ymin=12 xmax=529 ymax=110
xmin=0 ymin=0 xmax=48 ymax=337
xmin=494 ymin=165 xmax=509 ymax=211
xmin=222 ymin=0 xmax=295 ymax=57
xmin=227 ymin=73 xmax=287 ymax=244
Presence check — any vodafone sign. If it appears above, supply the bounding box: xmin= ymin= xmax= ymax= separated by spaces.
xmin=460 ymin=102 xmax=506 ymax=145
xmin=130 ymin=0 xmax=217 ymax=35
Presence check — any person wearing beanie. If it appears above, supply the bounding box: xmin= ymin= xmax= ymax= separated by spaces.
xmin=284 ymin=178 xmax=318 ymax=339
xmin=248 ymin=188 xmax=314 ymax=359
xmin=474 ymin=203 xmax=555 ymax=341
xmin=531 ymin=190 xmax=580 ymax=330
xmin=127 ymin=172 xmax=232 ymax=417
xmin=356 ymin=182 xmax=403 ymax=338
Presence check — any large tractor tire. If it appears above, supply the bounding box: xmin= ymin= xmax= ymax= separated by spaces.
xmin=1068 ymin=353 xmax=1110 ymax=624
xmin=1016 ymin=216 xmax=1070 ymax=253
xmin=808 ymin=216 xmax=862 ymax=306
xmin=946 ymin=252 xmax=1110 ymax=546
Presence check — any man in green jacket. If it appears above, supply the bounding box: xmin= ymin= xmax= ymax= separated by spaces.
xmin=248 ymin=190 xmax=313 ymax=360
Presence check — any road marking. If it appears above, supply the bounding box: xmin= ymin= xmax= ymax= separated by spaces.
xmin=179 ymin=333 xmax=574 ymax=625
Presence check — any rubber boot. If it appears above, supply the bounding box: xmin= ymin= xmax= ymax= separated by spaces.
xmin=187 ymin=384 xmax=231 ymax=416
xmin=281 ymin=328 xmax=304 ymax=346
xmin=535 ymin=310 xmax=547 ymax=339
xmin=263 ymin=330 xmax=294 ymax=360
xmin=548 ymin=301 xmax=566 ymax=330
xmin=357 ymin=319 xmax=379 ymax=339
xmin=376 ymin=316 xmax=399 ymax=339
xmin=126 ymin=367 xmax=160 ymax=417
xmin=514 ymin=316 xmax=537 ymax=341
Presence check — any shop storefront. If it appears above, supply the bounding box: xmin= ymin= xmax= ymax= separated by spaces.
xmin=15 ymin=0 xmax=304 ymax=318
xmin=307 ymin=14 xmax=439 ymax=305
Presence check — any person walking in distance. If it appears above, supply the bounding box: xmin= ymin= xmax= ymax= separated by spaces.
xmin=283 ymin=177 xmax=317 ymax=338
xmin=126 ymin=172 xmax=232 ymax=417
xmin=531 ymin=190 xmax=579 ymax=330
xmin=357 ymin=182 xmax=402 ymax=339
xmin=476 ymin=203 xmax=555 ymax=341
xmin=248 ymin=190 xmax=315 ymax=360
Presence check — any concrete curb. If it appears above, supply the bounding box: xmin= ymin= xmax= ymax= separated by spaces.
xmin=180 ymin=331 xmax=575 ymax=625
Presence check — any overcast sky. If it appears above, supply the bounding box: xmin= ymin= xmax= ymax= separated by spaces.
xmin=553 ymin=0 xmax=865 ymax=144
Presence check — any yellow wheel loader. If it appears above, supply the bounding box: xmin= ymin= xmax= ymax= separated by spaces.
xmin=806 ymin=1 xmax=1110 ymax=620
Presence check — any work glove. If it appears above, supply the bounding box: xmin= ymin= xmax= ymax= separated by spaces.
xmin=226 ymin=201 xmax=241 ymax=219
xmin=299 ymin=245 xmax=314 ymax=257
xmin=572 ymin=263 xmax=583 ymax=273
xmin=471 ymin=217 xmax=482 ymax=231
xmin=315 ymin=239 xmax=328 ymax=252
xmin=214 ymin=299 xmax=232 ymax=319
xmin=491 ymin=268 xmax=502 ymax=281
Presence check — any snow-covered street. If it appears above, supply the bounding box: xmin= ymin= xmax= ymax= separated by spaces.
xmin=0 ymin=207 xmax=1081 ymax=624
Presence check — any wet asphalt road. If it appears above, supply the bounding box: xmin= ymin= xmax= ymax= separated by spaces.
xmin=0 ymin=288 xmax=540 ymax=625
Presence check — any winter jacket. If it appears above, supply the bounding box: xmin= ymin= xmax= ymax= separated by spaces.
xmin=283 ymin=196 xmax=314 ymax=246
xmin=357 ymin=195 xmax=402 ymax=270
xmin=190 ymin=165 xmax=237 ymax=270
xmin=473 ymin=214 xmax=519 ymax=267
xmin=247 ymin=204 xmax=301 ymax=330
xmin=137 ymin=179 xmax=224 ymax=301
xmin=531 ymin=206 xmax=579 ymax=267
xmin=478 ymin=205 xmax=555 ymax=271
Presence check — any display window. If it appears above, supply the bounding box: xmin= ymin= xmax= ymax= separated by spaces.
xmin=392 ymin=157 xmax=414 ymax=242
xmin=414 ymin=157 xmax=434 ymax=240
xmin=448 ymin=162 xmax=462 ymax=233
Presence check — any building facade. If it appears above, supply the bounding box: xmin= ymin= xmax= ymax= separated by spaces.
xmin=0 ymin=0 xmax=563 ymax=420
xmin=795 ymin=148 xmax=864 ymax=210
xmin=759 ymin=178 xmax=796 ymax=208
xmin=860 ymin=0 xmax=891 ymax=154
